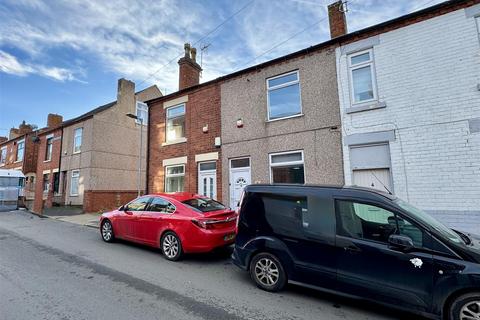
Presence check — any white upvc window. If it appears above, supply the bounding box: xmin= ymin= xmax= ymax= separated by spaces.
xmin=269 ymin=150 xmax=305 ymax=184
xmin=0 ymin=146 xmax=6 ymax=165
xmin=45 ymin=135 xmax=53 ymax=161
xmin=43 ymin=173 xmax=50 ymax=193
xmin=73 ymin=128 xmax=83 ymax=153
xmin=166 ymin=104 xmax=186 ymax=142
xmin=348 ymin=48 xmax=378 ymax=105
xmin=136 ymin=101 xmax=148 ymax=125
xmin=16 ymin=139 xmax=25 ymax=162
xmin=70 ymin=170 xmax=80 ymax=196
xmin=476 ymin=16 xmax=480 ymax=36
xmin=266 ymin=70 xmax=302 ymax=121
xmin=165 ymin=164 xmax=185 ymax=192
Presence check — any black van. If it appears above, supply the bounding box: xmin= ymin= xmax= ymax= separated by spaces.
xmin=232 ymin=184 xmax=480 ymax=320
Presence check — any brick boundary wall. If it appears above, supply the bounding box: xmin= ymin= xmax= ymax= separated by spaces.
xmin=83 ymin=190 xmax=140 ymax=213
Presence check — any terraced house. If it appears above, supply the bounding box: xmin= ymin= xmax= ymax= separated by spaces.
xmin=60 ymin=79 xmax=161 ymax=212
xmin=334 ymin=0 xmax=480 ymax=232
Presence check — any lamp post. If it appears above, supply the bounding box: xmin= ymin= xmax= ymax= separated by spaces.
xmin=126 ymin=113 xmax=143 ymax=197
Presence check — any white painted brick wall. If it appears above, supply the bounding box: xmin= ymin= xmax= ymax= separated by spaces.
xmin=336 ymin=8 xmax=480 ymax=233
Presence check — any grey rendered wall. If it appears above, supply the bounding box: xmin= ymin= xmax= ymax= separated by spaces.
xmin=221 ymin=47 xmax=344 ymax=204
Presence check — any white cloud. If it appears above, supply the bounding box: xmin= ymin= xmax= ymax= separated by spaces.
xmin=0 ymin=0 xmax=448 ymax=92
xmin=0 ymin=50 xmax=80 ymax=82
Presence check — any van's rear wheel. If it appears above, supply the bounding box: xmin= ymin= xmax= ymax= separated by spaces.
xmin=250 ymin=253 xmax=286 ymax=292
xmin=449 ymin=292 xmax=480 ymax=320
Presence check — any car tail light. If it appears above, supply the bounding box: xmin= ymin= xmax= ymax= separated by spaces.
xmin=191 ymin=219 xmax=213 ymax=230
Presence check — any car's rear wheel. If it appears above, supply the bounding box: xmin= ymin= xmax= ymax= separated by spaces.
xmin=449 ymin=292 xmax=480 ymax=320
xmin=161 ymin=232 xmax=183 ymax=261
xmin=250 ymin=252 xmax=286 ymax=292
xmin=101 ymin=220 xmax=114 ymax=243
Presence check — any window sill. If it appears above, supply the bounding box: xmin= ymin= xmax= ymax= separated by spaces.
xmin=14 ymin=160 xmax=22 ymax=163
xmin=72 ymin=151 xmax=81 ymax=155
xmin=44 ymin=159 xmax=51 ymax=163
xmin=266 ymin=113 xmax=304 ymax=123
xmin=162 ymin=138 xmax=187 ymax=146
xmin=346 ymin=101 xmax=386 ymax=114
xmin=70 ymin=194 xmax=79 ymax=197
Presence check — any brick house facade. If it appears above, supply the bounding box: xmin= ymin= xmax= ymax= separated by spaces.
xmin=147 ymin=44 xmax=223 ymax=200
xmin=32 ymin=126 xmax=63 ymax=213
xmin=334 ymin=0 xmax=480 ymax=232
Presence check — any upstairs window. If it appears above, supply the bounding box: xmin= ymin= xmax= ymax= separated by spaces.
xmin=165 ymin=164 xmax=185 ymax=192
xmin=0 ymin=146 xmax=6 ymax=165
xmin=16 ymin=139 xmax=25 ymax=162
xmin=267 ymin=71 xmax=302 ymax=121
xmin=45 ymin=136 xmax=53 ymax=161
xmin=166 ymin=104 xmax=185 ymax=142
xmin=73 ymin=128 xmax=83 ymax=153
xmin=136 ymin=101 xmax=148 ymax=125
xmin=476 ymin=16 xmax=480 ymax=39
xmin=348 ymin=49 xmax=377 ymax=104
xmin=269 ymin=150 xmax=305 ymax=184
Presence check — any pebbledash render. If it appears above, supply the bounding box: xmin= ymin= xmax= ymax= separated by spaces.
xmin=60 ymin=79 xmax=162 ymax=212
xmin=334 ymin=0 xmax=480 ymax=233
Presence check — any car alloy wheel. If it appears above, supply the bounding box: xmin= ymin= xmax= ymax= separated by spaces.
xmin=250 ymin=253 xmax=286 ymax=292
xmin=460 ymin=300 xmax=480 ymax=320
xmin=255 ymin=257 xmax=279 ymax=286
xmin=101 ymin=220 xmax=114 ymax=242
xmin=161 ymin=232 xmax=183 ymax=261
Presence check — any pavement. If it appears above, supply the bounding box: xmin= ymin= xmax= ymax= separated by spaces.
xmin=44 ymin=211 xmax=101 ymax=228
xmin=0 ymin=210 xmax=420 ymax=320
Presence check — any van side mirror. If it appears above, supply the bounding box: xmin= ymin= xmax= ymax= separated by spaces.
xmin=388 ymin=234 xmax=414 ymax=251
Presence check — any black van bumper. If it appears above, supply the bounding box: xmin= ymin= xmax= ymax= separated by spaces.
xmin=231 ymin=247 xmax=249 ymax=270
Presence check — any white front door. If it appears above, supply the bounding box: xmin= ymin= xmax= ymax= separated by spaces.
xmin=198 ymin=162 xmax=217 ymax=199
xmin=229 ymin=158 xmax=251 ymax=210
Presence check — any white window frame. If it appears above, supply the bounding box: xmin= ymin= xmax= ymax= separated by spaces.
xmin=165 ymin=104 xmax=186 ymax=143
xmin=136 ymin=101 xmax=148 ymax=125
xmin=43 ymin=173 xmax=50 ymax=193
xmin=266 ymin=70 xmax=302 ymax=121
xmin=70 ymin=170 xmax=80 ymax=196
xmin=269 ymin=150 xmax=305 ymax=184
xmin=73 ymin=127 xmax=83 ymax=154
xmin=16 ymin=139 xmax=25 ymax=162
xmin=45 ymin=135 xmax=53 ymax=161
xmin=164 ymin=164 xmax=185 ymax=192
xmin=476 ymin=16 xmax=480 ymax=41
xmin=348 ymin=48 xmax=378 ymax=105
xmin=0 ymin=146 xmax=6 ymax=165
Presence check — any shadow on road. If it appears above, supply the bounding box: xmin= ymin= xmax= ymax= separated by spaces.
xmin=108 ymin=239 xmax=427 ymax=320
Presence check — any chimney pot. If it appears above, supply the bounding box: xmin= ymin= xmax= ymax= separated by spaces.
xmin=184 ymin=43 xmax=191 ymax=58
xmin=328 ymin=1 xmax=347 ymax=39
xmin=191 ymin=47 xmax=197 ymax=62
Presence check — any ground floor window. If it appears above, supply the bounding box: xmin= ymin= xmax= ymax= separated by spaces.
xmin=53 ymin=172 xmax=60 ymax=194
xmin=70 ymin=170 xmax=79 ymax=196
xmin=43 ymin=173 xmax=50 ymax=193
xmin=269 ymin=150 xmax=305 ymax=184
xmin=165 ymin=164 xmax=185 ymax=192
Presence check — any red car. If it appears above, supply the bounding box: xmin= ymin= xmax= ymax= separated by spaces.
xmin=100 ymin=193 xmax=238 ymax=261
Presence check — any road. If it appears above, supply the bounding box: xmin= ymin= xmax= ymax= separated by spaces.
xmin=0 ymin=210 xmax=417 ymax=320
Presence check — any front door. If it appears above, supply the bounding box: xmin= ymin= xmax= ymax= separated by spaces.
xmin=334 ymin=198 xmax=433 ymax=312
xmin=198 ymin=161 xmax=217 ymax=199
xmin=229 ymin=158 xmax=251 ymax=210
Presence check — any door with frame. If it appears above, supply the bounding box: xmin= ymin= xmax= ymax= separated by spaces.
xmin=229 ymin=157 xmax=251 ymax=210
xmin=198 ymin=161 xmax=217 ymax=200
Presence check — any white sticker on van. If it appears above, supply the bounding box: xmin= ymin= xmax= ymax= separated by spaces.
xmin=410 ymin=258 xmax=423 ymax=268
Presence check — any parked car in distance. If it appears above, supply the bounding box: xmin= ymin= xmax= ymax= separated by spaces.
xmin=232 ymin=184 xmax=480 ymax=320
xmin=100 ymin=193 xmax=237 ymax=261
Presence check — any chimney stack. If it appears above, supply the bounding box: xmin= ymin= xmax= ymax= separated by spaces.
xmin=178 ymin=43 xmax=202 ymax=91
xmin=9 ymin=121 xmax=33 ymax=139
xmin=328 ymin=1 xmax=347 ymax=38
xmin=47 ymin=113 xmax=63 ymax=128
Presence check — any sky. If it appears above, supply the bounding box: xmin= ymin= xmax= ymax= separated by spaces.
xmin=0 ymin=0 xmax=445 ymax=134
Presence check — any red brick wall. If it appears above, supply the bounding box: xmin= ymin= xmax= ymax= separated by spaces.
xmin=0 ymin=133 xmax=38 ymax=173
xmin=148 ymin=82 xmax=223 ymax=202
xmin=83 ymin=190 xmax=138 ymax=213
xmin=33 ymin=128 xmax=62 ymax=214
